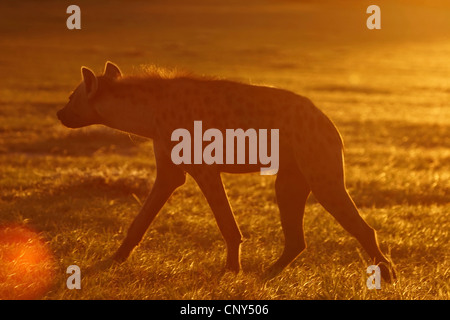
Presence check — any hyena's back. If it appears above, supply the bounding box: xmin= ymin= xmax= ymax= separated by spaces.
xmin=155 ymin=78 xmax=343 ymax=148
xmin=154 ymin=77 xmax=345 ymax=175
xmin=142 ymin=77 xmax=343 ymax=176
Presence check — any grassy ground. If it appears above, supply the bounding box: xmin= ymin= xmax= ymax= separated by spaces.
xmin=0 ymin=0 xmax=449 ymax=300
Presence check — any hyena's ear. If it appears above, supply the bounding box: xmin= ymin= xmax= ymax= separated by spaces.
xmin=81 ymin=67 xmax=98 ymax=99
xmin=103 ymin=61 xmax=122 ymax=79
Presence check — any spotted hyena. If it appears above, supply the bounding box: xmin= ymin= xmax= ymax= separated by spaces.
xmin=57 ymin=61 xmax=395 ymax=282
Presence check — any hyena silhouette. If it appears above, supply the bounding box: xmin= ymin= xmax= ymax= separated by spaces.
xmin=57 ymin=61 xmax=395 ymax=281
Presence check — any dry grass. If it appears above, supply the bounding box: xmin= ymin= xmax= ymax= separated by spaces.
xmin=0 ymin=0 xmax=449 ymax=300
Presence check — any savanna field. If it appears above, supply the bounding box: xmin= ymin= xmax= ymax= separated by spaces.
xmin=0 ymin=0 xmax=449 ymax=300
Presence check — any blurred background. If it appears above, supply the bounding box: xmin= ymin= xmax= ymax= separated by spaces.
xmin=0 ymin=0 xmax=448 ymax=299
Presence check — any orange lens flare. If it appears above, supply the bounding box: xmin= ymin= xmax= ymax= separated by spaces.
xmin=0 ymin=225 xmax=55 ymax=300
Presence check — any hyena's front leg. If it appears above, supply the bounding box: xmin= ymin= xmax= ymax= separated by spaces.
xmin=190 ymin=169 xmax=243 ymax=272
xmin=113 ymin=144 xmax=186 ymax=262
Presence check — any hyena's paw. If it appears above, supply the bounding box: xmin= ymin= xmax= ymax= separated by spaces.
xmin=218 ymin=267 xmax=242 ymax=279
xmin=224 ymin=262 xmax=242 ymax=274
xmin=111 ymin=249 xmax=130 ymax=263
xmin=262 ymin=265 xmax=284 ymax=281
xmin=379 ymin=262 xmax=397 ymax=284
xmin=84 ymin=258 xmax=114 ymax=275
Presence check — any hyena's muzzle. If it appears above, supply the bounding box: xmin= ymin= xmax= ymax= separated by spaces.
xmin=57 ymin=102 xmax=101 ymax=129
xmin=56 ymin=107 xmax=85 ymax=128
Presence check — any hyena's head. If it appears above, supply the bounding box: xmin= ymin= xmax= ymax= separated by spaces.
xmin=57 ymin=61 xmax=122 ymax=128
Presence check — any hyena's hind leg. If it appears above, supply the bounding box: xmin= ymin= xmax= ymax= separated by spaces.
xmin=297 ymin=146 xmax=395 ymax=283
xmin=264 ymin=151 xmax=311 ymax=279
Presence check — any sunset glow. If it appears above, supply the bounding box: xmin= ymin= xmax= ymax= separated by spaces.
xmin=0 ymin=0 xmax=449 ymax=301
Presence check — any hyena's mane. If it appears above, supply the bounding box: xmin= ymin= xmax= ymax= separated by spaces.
xmin=94 ymin=64 xmax=219 ymax=97
xmin=127 ymin=64 xmax=219 ymax=82
xmin=137 ymin=64 xmax=203 ymax=80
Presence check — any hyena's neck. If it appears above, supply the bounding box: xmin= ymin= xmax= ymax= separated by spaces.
xmin=93 ymin=77 xmax=170 ymax=139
